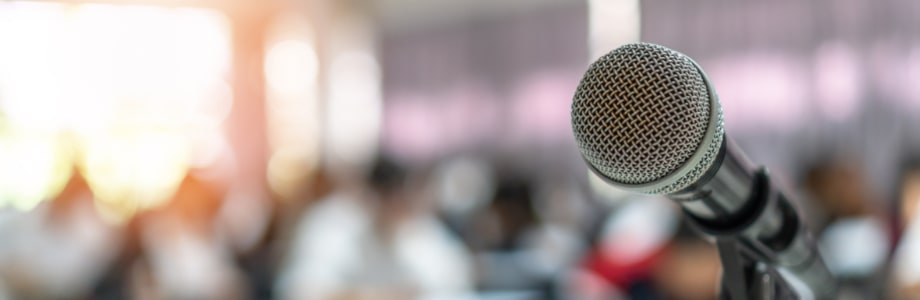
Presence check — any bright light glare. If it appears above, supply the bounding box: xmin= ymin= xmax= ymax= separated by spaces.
xmin=326 ymin=51 xmax=382 ymax=168
xmin=0 ymin=2 xmax=231 ymax=216
xmin=0 ymin=130 xmax=72 ymax=210
xmin=264 ymin=16 xmax=322 ymax=200
xmin=265 ymin=40 xmax=319 ymax=96
xmin=588 ymin=0 xmax=640 ymax=59
xmin=0 ymin=2 xmax=69 ymax=131
xmin=81 ymin=130 xmax=191 ymax=222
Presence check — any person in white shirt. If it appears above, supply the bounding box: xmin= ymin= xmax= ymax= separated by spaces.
xmin=277 ymin=156 xmax=474 ymax=300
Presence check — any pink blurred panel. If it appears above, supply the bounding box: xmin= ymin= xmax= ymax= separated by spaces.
xmin=384 ymin=93 xmax=445 ymax=162
xmin=868 ymin=40 xmax=908 ymax=106
xmin=906 ymin=45 xmax=920 ymax=109
xmin=439 ymin=83 xmax=502 ymax=148
xmin=703 ymin=53 xmax=809 ymax=132
xmin=384 ymin=83 xmax=505 ymax=161
xmin=814 ymin=42 xmax=863 ymax=122
xmin=509 ymin=71 xmax=581 ymax=142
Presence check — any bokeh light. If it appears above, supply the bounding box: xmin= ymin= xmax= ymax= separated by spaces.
xmin=0 ymin=128 xmax=72 ymax=210
xmin=0 ymin=2 xmax=231 ymax=219
xmin=326 ymin=50 xmax=382 ymax=168
xmin=0 ymin=0 xmax=919 ymax=299
xmin=264 ymin=13 xmax=323 ymax=200
xmin=265 ymin=40 xmax=320 ymax=97
xmin=80 ymin=129 xmax=192 ymax=222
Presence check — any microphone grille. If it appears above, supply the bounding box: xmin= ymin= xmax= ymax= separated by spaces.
xmin=571 ymin=43 xmax=716 ymax=192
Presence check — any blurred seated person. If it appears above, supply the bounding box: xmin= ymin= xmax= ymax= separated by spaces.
xmin=276 ymin=154 xmax=473 ymax=300
xmin=574 ymin=195 xmax=718 ymax=300
xmin=0 ymin=169 xmax=122 ymax=299
xmin=450 ymin=167 xmax=599 ymax=300
xmin=651 ymin=228 xmax=721 ymax=300
xmin=129 ymin=172 xmax=248 ymax=300
xmin=802 ymin=160 xmax=891 ymax=299
xmin=891 ymin=157 xmax=920 ymax=299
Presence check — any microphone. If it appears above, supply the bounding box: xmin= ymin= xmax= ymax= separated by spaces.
xmin=571 ymin=43 xmax=836 ymax=299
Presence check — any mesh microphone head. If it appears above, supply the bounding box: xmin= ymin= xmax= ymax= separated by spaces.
xmin=571 ymin=43 xmax=724 ymax=194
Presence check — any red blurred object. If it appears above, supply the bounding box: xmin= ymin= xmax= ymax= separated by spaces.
xmin=581 ymin=240 xmax=668 ymax=289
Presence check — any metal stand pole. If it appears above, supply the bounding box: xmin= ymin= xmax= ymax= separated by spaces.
xmin=717 ymin=237 xmax=798 ymax=299
xmin=684 ymin=168 xmax=836 ymax=299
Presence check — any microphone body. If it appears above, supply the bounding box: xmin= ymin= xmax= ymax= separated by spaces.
xmin=641 ymin=137 xmax=835 ymax=299
xmin=571 ymin=43 xmax=836 ymax=299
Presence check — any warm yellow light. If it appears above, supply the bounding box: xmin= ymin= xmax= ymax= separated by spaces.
xmin=0 ymin=2 xmax=231 ymax=217
xmin=267 ymin=145 xmax=316 ymax=200
xmin=0 ymin=129 xmax=72 ymax=210
xmin=263 ymin=15 xmax=322 ymax=200
xmin=80 ymin=129 xmax=191 ymax=223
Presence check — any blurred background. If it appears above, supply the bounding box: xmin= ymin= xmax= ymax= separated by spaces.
xmin=0 ymin=0 xmax=918 ymax=299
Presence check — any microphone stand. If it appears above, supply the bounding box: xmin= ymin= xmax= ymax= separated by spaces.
xmin=716 ymin=234 xmax=799 ymax=299
xmin=683 ymin=167 xmax=835 ymax=300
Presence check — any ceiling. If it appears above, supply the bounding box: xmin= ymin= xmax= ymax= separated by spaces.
xmin=369 ymin=0 xmax=575 ymax=32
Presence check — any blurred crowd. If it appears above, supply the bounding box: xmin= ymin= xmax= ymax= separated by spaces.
xmin=2 ymin=0 xmax=920 ymax=299
xmin=0 ymin=150 xmax=719 ymax=300
xmin=3 ymin=147 xmax=920 ymax=300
